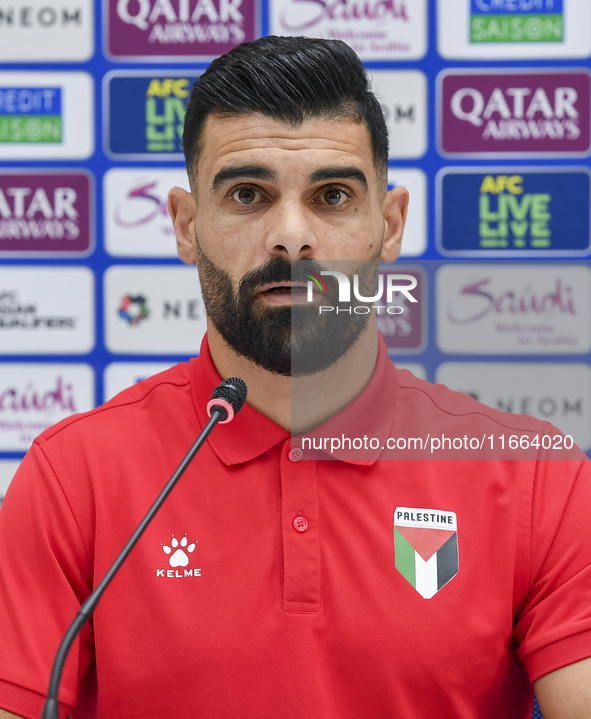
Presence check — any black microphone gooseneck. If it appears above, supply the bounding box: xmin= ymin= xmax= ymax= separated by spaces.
xmin=40 ymin=377 xmax=248 ymax=719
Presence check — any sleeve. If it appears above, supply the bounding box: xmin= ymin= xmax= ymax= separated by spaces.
xmin=0 ymin=439 xmax=95 ymax=719
xmin=514 ymin=455 xmax=591 ymax=684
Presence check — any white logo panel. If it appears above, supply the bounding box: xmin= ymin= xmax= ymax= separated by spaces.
xmin=104 ymin=362 xmax=176 ymax=402
xmin=387 ymin=168 xmax=426 ymax=257
xmin=0 ymin=459 xmax=20 ymax=504
xmin=269 ymin=0 xmax=427 ymax=60
xmin=436 ymin=264 xmax=591 ymax=354
xmin=370 ymin=71 xmax=427 ymax=159
xmin=0 ymin=363 xmax=94 ymax=451
xmin=437 ymin=0 xmax=591 ymax=59
xmin=0 ymin=0 xmax=94 ymax=61
xmin=436 ymin=362 xmax=591 ymax=451
xmin=0 ymin=267 xmax=94 ymax=354
xmin=0 ymin=72 xmax=94 ymax=159
xmin=104 ymin=168 xmax=190 ymax=257
xmin=105 ymin=266 xmax=206 ymax=354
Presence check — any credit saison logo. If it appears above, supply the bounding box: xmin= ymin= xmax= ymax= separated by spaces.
xmin=470 ymin=0 xmax=563 ymax=44
xmin=0 ymin=86 xmax=61 ymax=143
xmin=305 ymin=270 xmax=418 ymax=315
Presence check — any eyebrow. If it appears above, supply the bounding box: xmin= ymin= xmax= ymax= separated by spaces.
xmin=308 ymin=167 xmax=368 ymax=190
xmin=212 ymin=165 xmax=277 ymax=191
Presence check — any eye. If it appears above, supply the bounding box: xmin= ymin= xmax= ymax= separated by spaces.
xmin=231 ymin=186 xmax=262 ymax=205
xmin=318 ymin=187 xmax=351 ymax=206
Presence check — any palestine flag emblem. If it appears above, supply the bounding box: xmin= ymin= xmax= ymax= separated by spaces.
xmin=394 ymin=507 xmax=459 ymax=599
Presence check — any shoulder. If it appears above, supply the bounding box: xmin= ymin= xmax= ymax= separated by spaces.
xmin=37 ymin=362 xmax=194 ymax=446
xmin=394 ymin=366 xmax=550 ymax=434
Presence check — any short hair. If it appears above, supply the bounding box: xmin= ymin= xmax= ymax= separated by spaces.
xmin=182 ymin=36 xmax=388 ymax=184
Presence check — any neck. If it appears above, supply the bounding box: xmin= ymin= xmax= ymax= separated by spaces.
xmin=206 ymin=320 xmax=379 ymax=435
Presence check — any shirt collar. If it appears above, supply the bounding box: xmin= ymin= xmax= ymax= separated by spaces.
xmin=190 ymin=333 xmax=397 ymax=467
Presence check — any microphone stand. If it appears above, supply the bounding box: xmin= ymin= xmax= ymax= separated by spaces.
xmin=41 ymin=408 xmax=226 ymax=719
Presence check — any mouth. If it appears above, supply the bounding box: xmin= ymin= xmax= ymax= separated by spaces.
xmin=259 ymin=282 xmax=314 ymax=305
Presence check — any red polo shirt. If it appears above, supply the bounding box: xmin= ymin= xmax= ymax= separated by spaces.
xmin=1 ymin=334 xmax=591 ymax=719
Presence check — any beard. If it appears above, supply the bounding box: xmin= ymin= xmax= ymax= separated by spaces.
xmin=195 ymin=242 xmax=381 ymax=377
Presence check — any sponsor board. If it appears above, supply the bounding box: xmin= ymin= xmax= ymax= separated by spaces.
xmin=0 ymin=363 xmax=94 ymax=451
xmin=0 ymin=170 xmax=93 ymax=257
xmin=104 ymin=362 xmax=176 ymax=402
xmin=436 ymin=362 xmax=591 ymax=451
xmin=0 ymin=72 xmax=93 ymax=159
xmin=0 ymin=0 xmax=93 ymax=61
xmin=104 ymin=71 xmax=201 ymax=160
xmin=438 ymin=0 xmax=591 ymax=59
xmin=0 ymin=460 xmax=20 ymax=505
xmin=388 ymin=168 xmax=426 ymax=257
xmin=104 ymin=168 xmax=189 ymax=257
xmin=105 ymin=0 xmax=257 ymax=60
xmin=393 ymin=362 xmax=426 ymax=380
xmin=436 ymin=264 xmax=591 ymax=355
xmin=438 ymin=69 xmax=591 ymax=158
xmin=437 ymin=167 xmax=591 ymax=256
xmin=269 ymin=0 xmax=427 ymax=60
xmin=0 ymin=267 xmax=94 ymax=354
xmin=377 ymin=266 xmax=426 ymax=354
xmin=369 ymin=70 xmax=427 ymax=159
xmin=105 ymin=266 xmax=206 ymax=354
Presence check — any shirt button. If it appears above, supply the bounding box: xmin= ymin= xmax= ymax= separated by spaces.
xmin=289 ymin=447 xmax=303 ymax=462
xmin=293 ymin=516 xmax=309 ymax=532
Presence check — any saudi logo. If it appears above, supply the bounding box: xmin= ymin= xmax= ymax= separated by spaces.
xmin=394 ymin=507 xmax=459 ymax=599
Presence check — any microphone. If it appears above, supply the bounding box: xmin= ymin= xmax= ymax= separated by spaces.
xmin=41 ymin=378 xmax=247 ymax=719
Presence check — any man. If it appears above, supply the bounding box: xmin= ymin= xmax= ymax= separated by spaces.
xmin=0 ymin=36 xmax=590 ymax=719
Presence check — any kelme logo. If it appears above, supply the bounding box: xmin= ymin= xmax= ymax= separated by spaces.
xmin=157 ymin=533 xmax=201 ymax=578
xmin=470 ymin=0 xmax=563 ymax=44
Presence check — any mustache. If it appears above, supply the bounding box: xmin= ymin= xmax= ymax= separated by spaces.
xmin=238 ymin=257 xmax=332 ymax=296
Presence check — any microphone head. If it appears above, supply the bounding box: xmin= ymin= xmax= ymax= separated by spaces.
xmin=207 ymin=378 xmax=248 ymax=423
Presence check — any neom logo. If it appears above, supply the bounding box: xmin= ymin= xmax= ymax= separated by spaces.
xmin=0 ymin=5 xmax=83 ymax=28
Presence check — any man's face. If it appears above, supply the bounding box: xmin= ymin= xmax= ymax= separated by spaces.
xmin=171 ymin=112 xmax=407 ymax=375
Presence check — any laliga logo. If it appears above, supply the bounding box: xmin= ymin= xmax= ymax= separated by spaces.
xmin=306 ymin=270 xmax=417 ymax=314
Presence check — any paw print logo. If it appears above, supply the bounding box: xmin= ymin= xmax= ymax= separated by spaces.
xmin=161 ymin=534 xmax=196 ymax=568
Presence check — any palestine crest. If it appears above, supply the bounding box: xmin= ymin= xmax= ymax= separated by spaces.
xmin=394 ymin=507 xmax=459 ymax=599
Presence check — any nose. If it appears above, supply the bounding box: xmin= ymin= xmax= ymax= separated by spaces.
xmin=264 ymin=198 xmax=319 ymax=261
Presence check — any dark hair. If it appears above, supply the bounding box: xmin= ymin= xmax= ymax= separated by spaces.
xmin=183 ymin=36 xmax=388 ymax=183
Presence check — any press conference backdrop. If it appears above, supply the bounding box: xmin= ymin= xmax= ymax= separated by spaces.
xmin=1 ymin=2 xmax=589 ymax=715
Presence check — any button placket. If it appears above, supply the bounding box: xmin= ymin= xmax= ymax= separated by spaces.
xmin=280 ymin=440 xmax=320 ymax=613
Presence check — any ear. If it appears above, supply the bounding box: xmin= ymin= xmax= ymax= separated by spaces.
xmin=380 ymin=185 xmax=409 ymax=264
xmin=168 ymin=187 xmax=197 ymax=265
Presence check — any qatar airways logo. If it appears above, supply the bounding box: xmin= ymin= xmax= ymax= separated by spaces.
xmin=436 ymin=265 xmax=591 ymax=354
xmin=306 ymin=271 xmax=417 ymax=315
xmin=439 ymin=70 xmax=591 ymax=156
xmin=108 ymin=0 xmax=255 ymax=58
